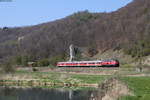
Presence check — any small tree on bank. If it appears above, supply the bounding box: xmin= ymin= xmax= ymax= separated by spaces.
xmin=1 ymin=59 xmax=15 ymax=73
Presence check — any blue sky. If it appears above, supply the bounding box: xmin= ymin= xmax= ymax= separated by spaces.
xmin=0 ymin=0 xmax=132 ymax=27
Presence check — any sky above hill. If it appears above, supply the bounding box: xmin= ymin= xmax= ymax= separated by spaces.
xmin=0 ymin=0 xmax=132 ymax=27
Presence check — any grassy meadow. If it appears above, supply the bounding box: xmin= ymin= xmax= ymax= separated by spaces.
xmin=118 ymin=77 xmax=150 ymax=100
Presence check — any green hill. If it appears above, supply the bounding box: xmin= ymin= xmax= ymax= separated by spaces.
xmin=0 ymin=0 xmax=150 ymax=66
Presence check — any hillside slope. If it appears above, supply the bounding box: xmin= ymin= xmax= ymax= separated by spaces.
xmin=0 ymin=0 xmax=150 ymax=63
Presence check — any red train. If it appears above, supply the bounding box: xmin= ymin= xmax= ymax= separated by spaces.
xmin=57 ymin=59 xmax=119 ymax=67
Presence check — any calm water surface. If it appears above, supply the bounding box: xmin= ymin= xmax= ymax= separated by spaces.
xmin=0 ymin=87 xmax=99 ymax=100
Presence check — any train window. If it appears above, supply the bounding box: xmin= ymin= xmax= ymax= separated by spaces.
xmin=89 ymin=63 xmax=95 ymax=64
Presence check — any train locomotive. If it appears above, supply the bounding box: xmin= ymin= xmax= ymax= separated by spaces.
xmin=57 ymin=59 xmax=119 ymax=67
xmin=57 ymin=44 xmax=119 ymax=67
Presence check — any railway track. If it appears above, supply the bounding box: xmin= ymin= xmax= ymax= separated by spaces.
xmin=58 ymin=67 xmax=119 ymax=70
xmin=56 ymin=67 xmax=119 ymax=75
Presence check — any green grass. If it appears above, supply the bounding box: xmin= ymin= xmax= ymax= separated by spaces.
xmin=118 ymin=77 xmax=150 ymax=100
xmin=8 ymin=70 xmax=108 ymax=85
xmin=71 ymin=74 xmax=108 ymax=84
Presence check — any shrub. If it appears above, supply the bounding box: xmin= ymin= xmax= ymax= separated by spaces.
xmin=14 ymin=55 xmax=29 ymax=66
xmin=2 ymin=60 xmax=15 ymax=73
xmin=32 ymin=67 xmax=38 ymax=72
xmin=15 ymin=56 xmax=22 ymax=65
xmin=124 ymin=39 xmax=150 ymax=57
xmin=37 ymin=59 xmax=50 ymax=67
xmin=49 ymin=55 xmax=66 ymax=66
xmin=32 ymin=62 xmax=38 ymax=67
xmin=21 ymin=56 xmax=29 ymax=66
xmin=88 ymin=48 xmax=98 ymax=57
xmin=48 ymin=65 xmax=56 ymax=69
xmin=122 ymin=64 xmax=133 ymax=68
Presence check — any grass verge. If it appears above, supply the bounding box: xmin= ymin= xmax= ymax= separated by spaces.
xmin=0 ymin=70 xmax=109 ymax=87
xmin=118 ymin=77 xmax=150 ymax=100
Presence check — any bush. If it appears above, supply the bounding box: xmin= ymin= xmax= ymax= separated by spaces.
xmin=14 ymin=55 xmax=29 ymax=66
xmin=49 ymin=55 xmax=66 ymax=66
xmin=21 ymin=56 xmax=29 ymax=66
xmin=15 ymin=56 xmax=22 ymax=65
xmin=124 ymin=39 xmax=150 ymax=57
xmin=88 ymin=48 xmax=98 ymax=57
xmin=48 ymin=65 xmax=56 ymax=69
xmin=32 ymin=62 xmax=38 ymax=67
xmin=37 ymin=59 xmax=50 ymax=67
xmin=2 ymin=60 xmax=15 ymax=73
xmin=122 ymin=64 xmax=133 ymax=68
xmin=32 ymin=67 xmax=38 ymax=72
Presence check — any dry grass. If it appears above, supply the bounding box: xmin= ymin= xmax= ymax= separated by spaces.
xmin=102 ymin=79 xmax=130 ymax=100
xmin=96 ymin=78 xmax=131 ymax=100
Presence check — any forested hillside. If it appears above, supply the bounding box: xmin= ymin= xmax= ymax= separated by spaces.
xmin=0 ymin=0 xmax=150 ymax=65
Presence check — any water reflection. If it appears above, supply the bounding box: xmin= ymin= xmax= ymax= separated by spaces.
xmin=0 ymin=87 xmax=99 ymax=100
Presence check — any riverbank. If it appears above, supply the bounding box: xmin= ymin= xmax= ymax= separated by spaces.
xmin=0 ymin=67 xmax=150 ymax=87
xmin=0 ymin=67 xmax=150 ymax=100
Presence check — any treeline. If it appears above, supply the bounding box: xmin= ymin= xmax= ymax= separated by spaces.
xmin=14 ymin=54 xmax=66 ymax=67
xmin=124 ymin=39 xmax=150 ymax=57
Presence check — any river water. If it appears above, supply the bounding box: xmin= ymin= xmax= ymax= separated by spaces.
xmin=0 ymin=87 xmax=99 ymax=100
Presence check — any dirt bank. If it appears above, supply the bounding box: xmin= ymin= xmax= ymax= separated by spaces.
xmin=92 ymin=78 xmax=130 ymax=100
